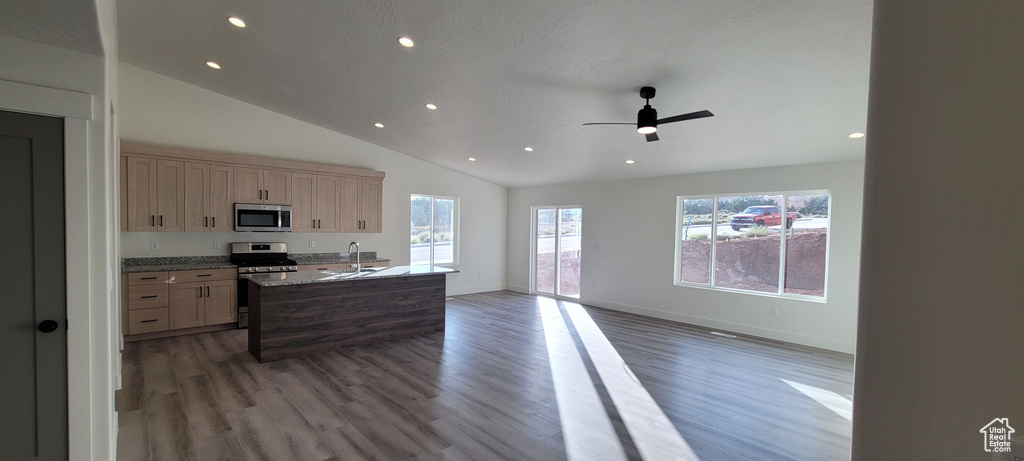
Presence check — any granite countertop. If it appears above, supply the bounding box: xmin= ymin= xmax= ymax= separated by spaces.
xmin=122 ymin=252 xmax=390 ymax=273
xmin=291 ymin=251 xmax=390 ymax=266
xmin=245 ymin=265 xmax=457 ymax=287
xmin=122 ymin=256 xmax=235 ymax=273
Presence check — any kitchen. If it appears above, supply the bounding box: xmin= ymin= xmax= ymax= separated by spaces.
xmin=119 ymin=141 xmax=465 ymax=361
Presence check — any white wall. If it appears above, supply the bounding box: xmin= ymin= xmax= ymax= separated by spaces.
xmin=117 ymin=63 xmax=507 ymax=295
xmin=0 ymin=30 xmax=120 ymax=461
xmin=507 ymin=160 xmax=864 ymax=353
xmin=852 ymin=0 xmax=1024 ymax=459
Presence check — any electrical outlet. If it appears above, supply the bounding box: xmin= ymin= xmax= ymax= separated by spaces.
xmin=214 ymin=241 xmax=221 ymax=249
xmin=770 ymin=306 xmax=778 ymax=316
xmin=308 ymin=240 xmax=315 ymax=248
xmin=149 ymin=241 xmax=159 ymax=251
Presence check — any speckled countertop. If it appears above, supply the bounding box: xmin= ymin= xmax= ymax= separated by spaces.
xmin=291 ymin=252 xmax=390 ymax=266
xmin=122 ymin=256 xmax=235 ymax=273
xmin=122 ymin=252 xmax=390 ymax=273
xmin=244 ymin=265 xmax=457 ymax=287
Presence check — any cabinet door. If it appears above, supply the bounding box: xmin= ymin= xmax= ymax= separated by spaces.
xmin=203 ymin=279 xmax=237 ymax=325
xmin=340 ymin=176 xmax=361 ymax=232
xmin=316 ymin=175 xmax=342 ymax=233
xmin=168 ymin=281 xmax=205 ymax=329
xmin=183 ymin=162 xmax=210 ymax=232
xmin=291 ymin=173 xmax=317 ymax=232
xmin=157 ymin=160 xmax=185 ymax=232
xmin=234 ymin=167 xmax=263 ymax=203
xmin=208 ymin=164 xmax=234 ymax=231
xmin=360 ymin=178 xmax=383 ymax=233
xmin=125 ymin=156 xmax=158 ymax=231
xmin=264 ymin=169 xmax=292 ymax=205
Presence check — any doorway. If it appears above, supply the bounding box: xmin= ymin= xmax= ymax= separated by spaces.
xmin=532 ymin=206 xmax=583 ymax=298
xmin=0 ymin=109 xmax=68 ymax=460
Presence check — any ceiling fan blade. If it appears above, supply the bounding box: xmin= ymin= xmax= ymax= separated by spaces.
xmin=582 ymin=122 xmax=635 ymax=126
xmin=657 ymin=110 xmax=714 ymax=125
xmin=645 ymin=132 xmax=659 ymax=142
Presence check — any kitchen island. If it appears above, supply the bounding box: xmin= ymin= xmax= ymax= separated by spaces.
xmin=245 ymin=265 xmax=456 ymax=362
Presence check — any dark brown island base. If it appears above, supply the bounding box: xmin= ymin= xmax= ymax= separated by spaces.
xmin=245 ymin=265 xmax=457 ymax=362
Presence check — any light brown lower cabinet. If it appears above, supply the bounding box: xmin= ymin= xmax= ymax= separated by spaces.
xmin=123 ymin=268 xmax=237 ymax=341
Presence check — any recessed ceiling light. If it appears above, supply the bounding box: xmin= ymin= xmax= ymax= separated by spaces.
xmin=468 ymin=157 xmax=476 ymax=161
xmin=206 ymin=61 xmax=221 ymax=69
xmin=625 ymin=160 xmax=635 ymax=164
xmin=849 ymin=132 xmax=865 ymax=139
xmin=524 ymin=147 xmax=534 ymax=152
xmin=227 ymin=16 xmax=246 ymax=28
xmin=398 ymin=37 xmax=415 ymax=48
xmin=374 ymin=123 xmax=384 ymax=128
xmin=425 ymin=103 xmax=437 ymax=110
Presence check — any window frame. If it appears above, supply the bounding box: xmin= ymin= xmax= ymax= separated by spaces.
xmin=673 ymin=190 xmax=832 ymax=302
xmin=410 ymin=194 xmax=460 ymax=267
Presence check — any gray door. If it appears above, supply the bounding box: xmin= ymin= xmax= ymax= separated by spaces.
xmin=0 ymin=109 xmax=68 ymax=460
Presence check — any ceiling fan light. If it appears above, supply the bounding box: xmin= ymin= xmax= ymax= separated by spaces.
xmin=637 ymin=105 xmax=658 ymax=134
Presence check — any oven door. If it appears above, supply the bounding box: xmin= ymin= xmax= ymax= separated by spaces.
xmin=234 ymin=204 xmax=292 ymax=232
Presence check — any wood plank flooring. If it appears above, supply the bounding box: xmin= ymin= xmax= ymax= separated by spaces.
xmin=116 ymin=291 xmax=854 ymax=460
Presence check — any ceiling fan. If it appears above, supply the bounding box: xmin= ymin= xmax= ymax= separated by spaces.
xmin=583 ymin=86 xmax=713 ymax=142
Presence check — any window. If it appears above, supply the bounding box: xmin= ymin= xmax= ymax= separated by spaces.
xmin=411 ymin=195 xmax=459 ymax=266
xmin=675 ymin=191 xmax=830 ymax=299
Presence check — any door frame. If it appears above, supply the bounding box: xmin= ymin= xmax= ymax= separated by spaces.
xmin=1 ymin=78 xmax=108 ymax=459
xmin=529 ymin=205 xmax=582 ymax=300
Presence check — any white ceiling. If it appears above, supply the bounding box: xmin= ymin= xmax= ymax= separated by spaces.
xmin=5 ymin=0 xmax=873 ymax=188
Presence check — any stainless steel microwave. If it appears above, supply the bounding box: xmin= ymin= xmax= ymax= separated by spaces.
xmin=234 ymin=204 xmax=292 ymax=232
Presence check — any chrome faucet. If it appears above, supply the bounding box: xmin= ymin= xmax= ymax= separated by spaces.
xmin=347 ymin=241 xmax=360 ymax=273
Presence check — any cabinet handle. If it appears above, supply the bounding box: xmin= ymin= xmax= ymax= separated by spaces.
xmin=140 ymin=276 xmax=157 ymax=280
xmin=141 ymin=319 xmax=158 ymax=323
xmin=212 ymin=216 xmax=215 ymax=228
xmin=198 ymin=287 xmax=202 ymax=298
xmin=151 ymin=215 xmax=155 ymax=226
xmin=160 ymin=215 xmax=163 ymax=226
xmin=317 ymin=267 xmax=328 ymax=270
xmin=197 ymin=274 xmax=212 ymax=277
xmin=205 ymin=216 xmax=209 ymax=227
xmin=140 ymin=295 xmax=158 ymax=299
xmin=265 ymin=189 xmax=269 ymax=200
xmin=206 ymin=286 xmax=210 ymax=297
xmin=258 ymin=189 xmax=262 ymax=200
xmin=318 ymin=219 xmax=321 ymax=228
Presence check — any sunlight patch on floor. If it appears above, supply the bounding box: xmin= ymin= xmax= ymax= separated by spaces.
xmin=781 ymin=378 xmax=853 ymax=422
xmin=539 ymin=297 xmax=701 ymax=460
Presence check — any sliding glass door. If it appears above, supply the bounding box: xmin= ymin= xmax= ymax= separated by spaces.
xmin=533 ymin=206 xmax=582 ymax=298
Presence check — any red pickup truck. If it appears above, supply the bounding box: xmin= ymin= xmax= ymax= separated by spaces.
xmin=729 ymin=206 xmax=800 ymax=231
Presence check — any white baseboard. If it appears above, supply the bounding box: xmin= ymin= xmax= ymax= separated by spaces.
xmin=447 ymin=284 xmax=508 ymax=296
xmin=579 ymin=296 xmax=856 ymax=354
xmin=505 ymin=284 xmax=530 ymax=294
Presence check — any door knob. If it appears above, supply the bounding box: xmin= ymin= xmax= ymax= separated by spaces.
xmin=38 ymin=320 xmax=59 ymax=333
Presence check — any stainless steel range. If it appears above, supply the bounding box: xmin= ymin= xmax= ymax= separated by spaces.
xmin=230 ymin=242 xmax=298 ymax=327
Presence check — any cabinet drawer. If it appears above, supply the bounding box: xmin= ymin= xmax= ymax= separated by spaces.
xmin=127 ymin=285 xmax=168 ymax=310
xmin=128 ymin=308 xmax=169 ymax=335
xmin=128 ymin=271 xmax=170 ymax=285
xmin=362 ymin=261 xmax=390 ymax=268
xmin=172 ymin=268 xmax=236 ymax=282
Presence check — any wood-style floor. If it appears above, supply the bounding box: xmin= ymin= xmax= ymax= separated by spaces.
xmin=116 ymin=291 xmax=854 ymax=461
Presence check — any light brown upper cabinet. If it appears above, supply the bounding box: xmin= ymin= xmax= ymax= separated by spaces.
xmin=125 ymin=156 xmax=184 ymax=231
xmin=292 ymin=173 xmax=342 ymax=233
xmin=234 ymin=167 xmax=291 ymax=205
xmin=341 ymin=177 xmax=383 ymax=233
xmin=121 ymin=142 xmax=384 ymax=234
xmin=184 ymin=162 xmax=234 ymax=232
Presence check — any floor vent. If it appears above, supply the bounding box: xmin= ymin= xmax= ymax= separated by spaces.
xmin=710 ymin=331 xmax=737 ymax=339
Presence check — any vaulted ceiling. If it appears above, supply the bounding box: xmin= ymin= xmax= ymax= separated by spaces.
xmin=4 ymin=0 xmax=873 ymax=188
